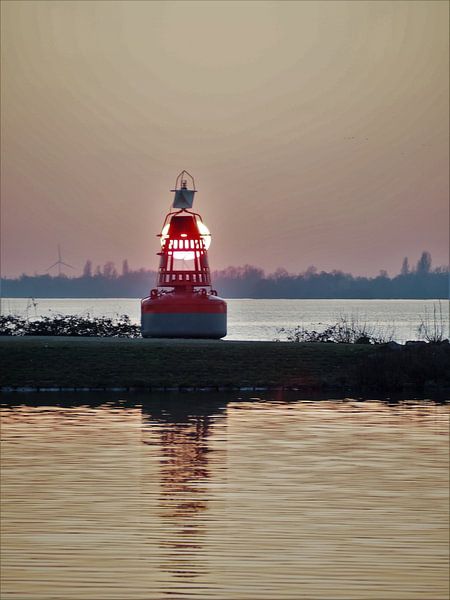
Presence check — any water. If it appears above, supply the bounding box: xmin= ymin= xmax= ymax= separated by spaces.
xmin=1 ymin=298 xmax=448 ymax=342
xmin=1 ymin=395 xmax=448 ymax=600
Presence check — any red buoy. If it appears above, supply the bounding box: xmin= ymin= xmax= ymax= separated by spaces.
xmin=141 ymin=171 xmax=227 ymax=338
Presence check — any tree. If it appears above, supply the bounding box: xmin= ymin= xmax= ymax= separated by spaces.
xmin=416 ymin=251 xmax=432 ymax=275
xmin=271 ymin=267 xmax=289 ymax=280
xmin=82 ymin=260 xmax=93 ymax=278
xmin=400 ymin=257 xmax=409 ymax=276
xmin=242 ymin=265 xmax=264 ymax=281
xmin=103 ymin=262 xmax=118 ymax=279
xmin=122 ymin=259 xmax=130 ymax=277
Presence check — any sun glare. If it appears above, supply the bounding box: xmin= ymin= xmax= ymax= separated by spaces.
xmin=160 ymin=219 xmax=211 ymax=261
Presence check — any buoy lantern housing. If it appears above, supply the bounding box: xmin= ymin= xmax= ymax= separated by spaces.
xmin=141 ymin=171 xmax=227 ymax=338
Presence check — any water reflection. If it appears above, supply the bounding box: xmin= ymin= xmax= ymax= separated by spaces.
xmin=141 ymin=398 xmax=227 ymax=583
xmin=0 ymin=395 xmax=448 ymax=600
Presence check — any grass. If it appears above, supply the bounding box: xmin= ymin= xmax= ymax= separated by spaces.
xmin=1 ymin=337 xmax=449 ymax=394
xmin=0 ymin=337 xmax=371 ymax=389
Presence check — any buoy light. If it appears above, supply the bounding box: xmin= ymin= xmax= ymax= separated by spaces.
xmin=160 ymin=219 xmax=211 ymax=260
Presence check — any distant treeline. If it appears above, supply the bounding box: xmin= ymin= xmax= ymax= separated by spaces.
xmin=1 ymin=253 xmax=448 ymax=299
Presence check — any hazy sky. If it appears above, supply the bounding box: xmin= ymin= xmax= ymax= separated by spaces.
xmin=1 ymin=0 xmax=448 ymax=278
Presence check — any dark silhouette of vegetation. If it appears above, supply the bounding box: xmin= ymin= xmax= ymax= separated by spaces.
xmin=417 ymin=301 xmax=447 ymax=343
xmin=278 ymin=315 xmax=396 ymax=344
xmin=400 ymin=257 xmax=410 ymax=276
xmin=0 ymin=314 xmax=140 ymax=337
xmin=1 ymin=251 xmax=448 ymax=298
xmin=416 ymin=250 xmax=432 ymax=275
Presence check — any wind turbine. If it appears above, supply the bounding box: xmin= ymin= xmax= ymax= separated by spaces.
xmin=46 ymin=244 xmax=74 ymax=276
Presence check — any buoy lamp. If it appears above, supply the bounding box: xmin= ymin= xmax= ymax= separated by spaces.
xmin=141 ymin=171 xmax=227 ymax=338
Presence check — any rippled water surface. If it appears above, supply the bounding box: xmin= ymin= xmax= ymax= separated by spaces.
xmin=1 ymin=396 xmax=449 ymax=600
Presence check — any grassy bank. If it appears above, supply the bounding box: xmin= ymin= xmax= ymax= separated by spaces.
xmin=1 ymin=337 xmax=449 ymax=395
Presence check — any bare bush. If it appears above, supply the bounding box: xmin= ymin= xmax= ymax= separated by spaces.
xmin=279 ymin=313 xmax=397 ymax=344
xmin=417 ymin=301 xmax=448 ymax=343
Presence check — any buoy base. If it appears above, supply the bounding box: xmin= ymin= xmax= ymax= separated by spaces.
xmin=141 ymin=292 xmax=227 ymax=339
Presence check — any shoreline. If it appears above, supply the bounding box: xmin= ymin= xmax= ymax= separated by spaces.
xmin=1 ymin=337 xmax=449 ymax=397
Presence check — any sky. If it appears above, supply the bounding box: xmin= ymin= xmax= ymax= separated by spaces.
xmin=1 ymin=0 xmax=448 ymax=278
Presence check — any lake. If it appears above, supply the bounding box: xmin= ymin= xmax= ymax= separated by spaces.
xmin=1 ymin=298 xmax=448 ymax=342
xmin=1 ymin=394 xmax=448 ymax=600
